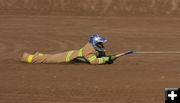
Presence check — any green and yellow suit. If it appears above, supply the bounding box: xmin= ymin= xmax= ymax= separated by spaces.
xmin=21 ymin=42 xmax=109 ymax=64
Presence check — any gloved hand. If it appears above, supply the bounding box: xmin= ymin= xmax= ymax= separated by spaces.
xmin=105 ymin=55 xmax=117 ymax=64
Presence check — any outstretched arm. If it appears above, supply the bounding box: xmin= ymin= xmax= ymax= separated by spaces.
xmin=84 ymin=51 xmax=135 ymax=65
xmin=84 ymin=53 xmax=109 ymax=65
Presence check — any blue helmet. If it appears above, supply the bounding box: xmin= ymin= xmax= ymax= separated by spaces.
xmin=89 ymin=34 xmax=107 ymax=52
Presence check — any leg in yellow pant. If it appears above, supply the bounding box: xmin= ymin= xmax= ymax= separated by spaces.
xmin=21 ymin=51 xmax=67 ymax=63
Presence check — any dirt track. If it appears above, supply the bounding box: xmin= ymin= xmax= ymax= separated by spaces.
xmin=0 ymin=0 xmax=180 ymax=103
xmin=0 ymin=15 xmax=180 ymax=103
xmin=0 ymin=0 xmax=180 ymax=16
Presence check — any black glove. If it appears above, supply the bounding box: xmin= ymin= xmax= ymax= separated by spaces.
xmin=105 ymin=56 xmax=117 ymax=64
xmin=97 ymin=51 xmax=106 ymax=57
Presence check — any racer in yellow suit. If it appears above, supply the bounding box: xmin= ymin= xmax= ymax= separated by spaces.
xmin=21 ymin=35 xmax=117 ymax=64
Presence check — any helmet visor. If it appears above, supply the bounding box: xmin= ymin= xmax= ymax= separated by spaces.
xmin=94 ymin=36 xmax=107 ymax=44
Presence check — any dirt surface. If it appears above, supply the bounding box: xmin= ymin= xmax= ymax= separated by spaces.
xmin=0 ymin=15 xmax=180 ymax=103
xmin=0 ymin=0 xmax=180 ymax=16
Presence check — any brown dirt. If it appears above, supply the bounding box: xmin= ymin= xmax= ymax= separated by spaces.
xmin=0 ymin=15 xmax=180 ymax=103
xmin=0 ymin=0 xmax=180 ymax=16
xmin=0 ymin=0 xmax=180 ymax=103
